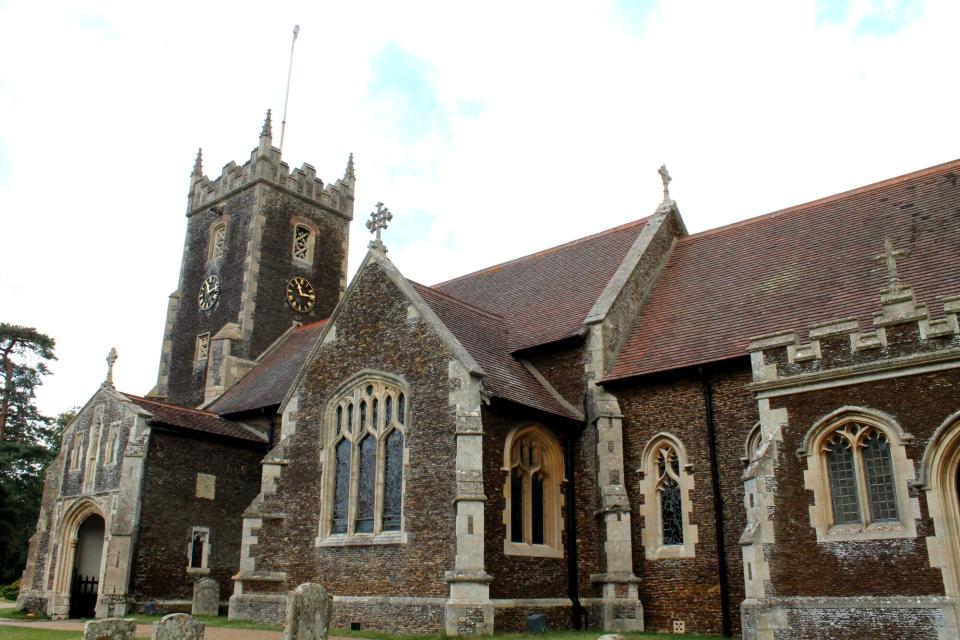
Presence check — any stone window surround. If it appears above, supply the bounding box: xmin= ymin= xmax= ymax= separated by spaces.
xmin=206 ymin=220 xmax=227 ymax=263
xmin=315 ymin=372 xmax=409 ymax=547
xmin=83 ymin=407 xmax=105 ymax=488
xmin=742 ymin=421 xmax=762 ymax=464
xmin=916 ymin=409 xmax=960 ymax=623
xmin=187 ymin=526 xmax=211 ymax=575
xmin=501 ymin=424 xmax=566 ymax=559
xmin=799 ymin=406 xmax=919 ymax=542
xmin=195 ymin=333 xmax=210 ymax=362
xmin=290 ymin=216 xmax=318 ymax=267
xmin=637 ymin=432 xmax=698 ymax=560
xmin=104 ymin=421 xmax=121 ymax=465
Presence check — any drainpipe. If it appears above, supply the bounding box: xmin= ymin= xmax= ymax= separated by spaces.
xmin=565 ymin=428 xmax=586 ymax=629
xmin=699 ymin=366 xmax=732 ymax=637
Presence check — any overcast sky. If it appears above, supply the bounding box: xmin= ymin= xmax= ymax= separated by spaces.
xmin=1 ymin=0 xmax=958 ymax=418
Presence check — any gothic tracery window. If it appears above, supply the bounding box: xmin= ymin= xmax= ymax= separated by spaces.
xmin=208 ymin=222 xmax=226 ymax=261
xmin=503 ymin=425 xmax=564 ymax=557
xmin=639 ymin=434 xmax=697 ymax=559
xmin=822 ymin=422 xmax=899 ymax=526
xmin=801 ymin=409 xmax=917 ymax=542
xmin=292 ymin=223 xmax=315 ymax=264
xmin=324 ymin=377 xmax=406 ymax=540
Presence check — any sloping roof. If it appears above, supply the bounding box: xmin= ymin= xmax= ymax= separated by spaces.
xmin=605 ymin=159 xmax=960 ymax=382
xmin=433 ymin=217 xmax=650 ymax=351
xmin=123 ymin=393 xmax=267 ymax=442
xmin=412 ymin=283 xmax=581 ymax=420
xmin=209 ymin=320 xmax=328 ymax=415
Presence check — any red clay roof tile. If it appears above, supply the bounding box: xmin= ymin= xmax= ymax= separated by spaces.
xmin=123 ymin=393 xmax=267 ymax=442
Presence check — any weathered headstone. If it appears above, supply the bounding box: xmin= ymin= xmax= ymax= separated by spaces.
xmin=82 ymin=618 xmax=136 ymax=640
xmin=282 ymin=583 xmax=333 ymax=640
xmin=152 ymin=613 xmax=205 ymax=640
xmin=597 ymin=634 xmax=625 ymax=640
xmin=191 ymin=578 xmax=219 ymax=617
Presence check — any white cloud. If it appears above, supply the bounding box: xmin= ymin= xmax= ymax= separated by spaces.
xmin=0 ymin=0 xmax=957 ymax=417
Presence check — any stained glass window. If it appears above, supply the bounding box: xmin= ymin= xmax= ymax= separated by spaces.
xmin=326 ymin=379 xmax=407 ymax=538
xmin=398 ymin=393 xmax=405 ymax=424
xmin=532 ymin=474 xmax=545 ymax=544
xmin=383 ymin=430 xmax=403 ymax=531
xmin=660 ymin=476 xmax=684 ymax=545
xmin=511 ymin=471 xmax=524 ymax=543
xmin=332 ymin=439 xmax=351 ymax=534
xmin=863 ymin=431 xmax=898 ymax=522
xmin=827 ymin=434 xmax=860 ymax=525
xmin=355 ymin=436 xmax=376 ymax=533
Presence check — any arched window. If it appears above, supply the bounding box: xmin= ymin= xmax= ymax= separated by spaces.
xmin=208 ymin=222 xmax=226 ymax=261
xmin=800 ymin=408 xmax=917 ymax=542
xmin=502 ymin=425 xmax=564 ymax=558
xmin=187 ymin=527 xmax=210 ymax=573
xmin=292 ymin=223 xmax=314 ymax=264
xmin=638 ymin=434 xmax=697 ymax=559
xmin=321 ymin=376 xmax=407 ymax=542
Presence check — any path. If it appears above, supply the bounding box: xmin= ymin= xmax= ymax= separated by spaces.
xmin=0 ymin=618 xmax=291 ymax=640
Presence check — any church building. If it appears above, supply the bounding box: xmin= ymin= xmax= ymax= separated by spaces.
xmin=18 ymin=112 xmax=960 ymax=640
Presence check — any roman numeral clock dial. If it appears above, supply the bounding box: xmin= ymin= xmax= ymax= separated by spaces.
xmin=286 ymin=276 xmax=316 ymax=313
xmin=197 ymin=274 xmax=221 ymax=311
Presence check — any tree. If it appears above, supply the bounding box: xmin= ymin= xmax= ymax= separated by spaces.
xmin=0 ymin=324 xmax=56 ymax=445
xmin=0 ymin=325 xmax=58 ymax=585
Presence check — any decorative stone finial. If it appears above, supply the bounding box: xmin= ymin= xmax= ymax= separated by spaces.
xmin=261 ymin=109 xmax=273 ymax=138
xmin=345 ymin=153 xmax=355 ymax=181
xmin=658 ymin=164 xmax=672 ymax=202
xmin=366 ymin=202 xmax=393 ymax=252
xmin=192 ymin=148 xmax=203 ymax=177
xmin=874 ymin=237 xmax=911 ymax=292
xmin=104 ymin=347 xmax=118 ymax=388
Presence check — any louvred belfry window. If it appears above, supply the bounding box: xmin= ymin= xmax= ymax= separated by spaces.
xmin=293 ymin=225 xmax=312 ymax=262
xmin=324 ymin=377 xmax=407 ymax=540
xmin=208 ymin=223 xmax=226 ymax=261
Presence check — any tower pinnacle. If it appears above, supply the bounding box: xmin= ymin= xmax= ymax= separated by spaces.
xmin=345 ymin=153 xmax=356 ymax=183
xmin=261 ymin=109 xmax=273 ymax=139
xmin=192 ymin=148 xmax=203 ymax=177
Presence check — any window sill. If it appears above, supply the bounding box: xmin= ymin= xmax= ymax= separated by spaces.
xmin=186 ymin=567 xmax=210 ymax=575
xmin=818 ymin=521 xmax=914 ymax=542
xmin=315 ymin=531 xmax=407 ymax=547
xmin=503 ymin=541 xmax=563 ymax=558
xmin=647 ymin=543 xmax=696 ymax=560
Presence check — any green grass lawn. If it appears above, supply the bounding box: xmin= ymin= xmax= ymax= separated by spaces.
xmin=0 ymin=629 xmax=78 ymax=640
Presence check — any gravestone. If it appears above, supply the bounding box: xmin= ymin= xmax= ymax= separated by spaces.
xmin=282 ymin=583 xmax=333 ymax=640
xmin=192 ymin=578 xmax=219 ymax=617
xmin=82 ymin=618 xmax=136 ymax=640
xmin=152 ymin=613 xmax=205 ymax=640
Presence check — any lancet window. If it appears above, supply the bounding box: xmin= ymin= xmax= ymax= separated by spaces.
xmin=503 ymin=425 xmax=564 ymax=557
xmin=187 ymin=527 xmax=210 ymax=572
xmin=639 ymin=433 xmax=697 ymax=559
xmin=323 ymin=377 xmax=406 ymax=541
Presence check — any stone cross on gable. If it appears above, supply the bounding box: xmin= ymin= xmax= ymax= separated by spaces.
xmin=874 ymin=237 xmax=911 ymax=291
xmin=366 ymin=201 xmax=393 ymax=250
xmin=659 ymin=164 xmax=672 ymax=202
xmin=104 ymin=347 xmax=118 ymax=388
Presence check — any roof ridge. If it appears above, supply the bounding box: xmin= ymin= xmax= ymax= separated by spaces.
xmin=411 ymin=281 xmax=505 ymax=321
xmin=683 ymin=157 xmax=960 ymax=242
xmin=123 ymin=392 xmax=221 ymax=418
xmin=432 ymin=216 xmax=651 ymax=288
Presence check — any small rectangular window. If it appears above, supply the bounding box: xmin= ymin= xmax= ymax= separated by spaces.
xmin=195 ymin=333 xmax=210 ymax=361
xmin=188 ymin=527 xmax=210 ymax=571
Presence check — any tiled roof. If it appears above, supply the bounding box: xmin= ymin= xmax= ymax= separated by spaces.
xmin=123 ymin=393 xmax=267 ymax=442
xmin=413 ymin=283 xmax=581 ymax=420
xmin=605 ymin=159 xmax=960 ymax=382
xmin=209 ymin=320 xmax=328 ymax=415
xmin=433 ymin=218 xmax=650 ymax=351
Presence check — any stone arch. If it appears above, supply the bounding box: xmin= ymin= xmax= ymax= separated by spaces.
xmin=920 ymin=410 xmax=960 ymax=616
xmin=52 ymin=499 xmax=106 ymax=597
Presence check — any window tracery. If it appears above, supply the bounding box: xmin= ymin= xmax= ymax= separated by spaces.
xmin=801 ymin=408 xmax=918 ymax=541
xmin=638 ymin=433 xmax=697 ymax=559
xmin=321 ymin=376 xmax=407 ymax=543
xmin=208 ymin=223 xmax=226 ymax=261
xmin=292 ymin=224 xmax=313 ymax=263
xmin=502 ymin=425 xmax=564 ymax=557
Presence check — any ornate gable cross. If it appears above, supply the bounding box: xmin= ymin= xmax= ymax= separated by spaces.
xmin=874 ymin=237 xmax=911 ymax=291
xmin=658 ymin=164 xmax=672 ymax=202
xmin=366 ymin=201 xmax=393 ymax=250
xmin=104 ymin=347 xmax=118 ymax=388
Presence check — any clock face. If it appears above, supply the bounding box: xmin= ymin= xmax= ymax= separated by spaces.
xmin=286 ymin=276 xmax=316 ymax=313
xmin=198 ymin=275 xmax=221 ymax=311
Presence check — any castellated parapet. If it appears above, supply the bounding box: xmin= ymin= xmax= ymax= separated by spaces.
xmin=187 ymin=111 xmax=355 ymax=220
xmin=747 ymin=287 xmax=960 ymax=386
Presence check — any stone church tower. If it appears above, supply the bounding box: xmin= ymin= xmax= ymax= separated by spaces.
xmin=150 ymin=111 xmax=355 ymax=407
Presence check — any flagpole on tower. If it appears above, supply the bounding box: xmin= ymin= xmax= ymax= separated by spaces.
xmin=279 ymin=24 xmax=300 ymax=153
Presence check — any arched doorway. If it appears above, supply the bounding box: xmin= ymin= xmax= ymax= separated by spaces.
xmin=921 ymin=411 xmax=960 ymax=625
xmin=69 ymin=514 xmax=104 ymax=619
